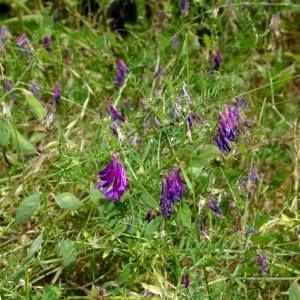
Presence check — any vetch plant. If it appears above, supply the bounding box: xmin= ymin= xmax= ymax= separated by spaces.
xmin=95 ymin=155 xmax=129 ymax=201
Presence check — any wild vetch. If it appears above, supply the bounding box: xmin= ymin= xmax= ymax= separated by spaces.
xmin=4 ymin=79 xmax=16 ymax=100
xmin=43 ymin=36 xmax=52 ymax=54
xmin=255 ymin=253 xmax=267 ymax=275
xmin=107 ymin=102 xmax=124 ymax=122
xmin=30 ymin=80 xmax=40 ymax=95
xmin=160 ymin=167 xmax=184 ymax=218
xmin=153 ymin=65 xmax=165 ymax=78
xmin=122 ymin=99 xmax=133 ymax=111
xmin=186 ymin=113 xmax=204 ymax=130
xmin=213 ymin=105 xmax=243 ymax=154
xmin=16 ymin=33 xmax=31 ymax=60
xmin=181 ymin=0 xmax=190 ymax=15
xmin=240 ymin=167 xmax=261 ymax=198
xmin=114 ymin=60 xmax=129 ymax=88
xmin=54 ymin=84 xmax=60 ymax=103
xmin=171 ymin=36 xmax=179 ymax=49
xmin=182 ymin=274 xmax=189 ymax=290
xmin=207 ymin=198 xmax=224 ymax=218
xmin=0 ymin=26 xmax=12 ymax=41
xmin=95 ymin=155 xmax=129 ymax=202
xmin=208 ymin=49 xmax=222 ymax=73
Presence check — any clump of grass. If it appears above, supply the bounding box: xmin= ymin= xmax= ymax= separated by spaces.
xmin=0 ymin=1 xmax=300 ymax=299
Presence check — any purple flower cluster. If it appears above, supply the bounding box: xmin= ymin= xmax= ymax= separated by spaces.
xmin=160 ymin=167 xmax=184 ymax=218
xmin=182 ymin=274 xmax=189 ymax=289
xmin=114 ymin=60 xmax=130 ymax=88
xmin=255 ymin=253 xmax=267 ymax=275
xmin=54 ymin=84 xmax=61 ymax=103
xmin=213 ymin=105 xmax=242 ymax=154
xmin=239 ymin=167 xmax=261 ymax=198
xmin=207 ymin=198 xmax=224 ymax=218
xmin=181 ymin=0 xmax=190 ymax=15
xmin=4 ymin=79 xmax=16 ymax=100
xmin=107 ymin=102 xmax=124 ymax=122
xmin=95 ymin=155 xmax=129 ymax=202
xmin=16 ymin=33 xmax=32 ymax=60
xmin=30 ymin=80 xmax=40 ymax=95
xmin=209 ymin=49 xmax=222 ymax=73
xmin=43 ymin=36 xmax=52 ymax=54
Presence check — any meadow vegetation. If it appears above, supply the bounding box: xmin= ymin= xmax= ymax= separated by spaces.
xmin=0 ymin=0 xmax=299 ymax=299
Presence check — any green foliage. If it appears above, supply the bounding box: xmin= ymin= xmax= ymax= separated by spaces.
xmin=0 ymin=0 xmax=300 ymax=299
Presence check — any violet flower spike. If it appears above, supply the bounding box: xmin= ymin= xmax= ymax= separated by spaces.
xmin=171 ymin=36 xmax=179 ymax=49
xmin=54 ymin=84 xmax=60 ymax=103
xmin=160 ymin=167 xmax=184 ymax=218
xmin=251 ymin=167 xmax=261 ymax=185
xmin=114 ymin=60 xmax=129 ymax=88
xmin=181 ymin=0 xmax=190 ymax=15
xmin=207 ymin=198 xmax=224 ymax=218
xmin=0 ymin=26 xmax=11 ymax=42
xmin=154 ymin=117 xmax=162 ymax=127
xmin=95 ymin=155 xmax=129 ymax=202
xmin=160 ymin=177 xmax=173 ymax=218
xmin=213 ymin=50 xmax=222 ymax=71
xmin=17 ymin=33 xmax=27 ymax=46
xmin=107 ymin=102 xmax=124 ymax=122
xmin=4 ymin=79 xmax=16 ymax=100
xmin=122 ymin=99 xmax=133 ymax=111
xmin=187 ymin=112 xmax=204 ymax=131
xmin=183 ymin=274 xmax=189 ymax=290
xmin=30 ymin=80 xmax=40 ymax=94
xmin=255 ymin=253 xmax=267 ymax=275
xmin=43 ymin=36 xmax=52 ymax=54
xmin=16 ymin=33 xmax=31 ymax=60
xmin=153 ymin=65 xmax=165 ymax=78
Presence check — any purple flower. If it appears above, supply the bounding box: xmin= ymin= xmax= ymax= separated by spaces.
xmin=213 ymin=50 xmax=222 ymax=71
xmin=160 ymin=167 xmax=184 ymax=218
xmin=145 ymin=209 xmax=156 ymax=223
xmin=43 ymin=36 xmax=52 ymax=54
xmin=153 ymin=65 xmax=165 ymax=78
xmin=0 ymin=26 xmax=11 ymax=42
xmin=154 ymin=117 xmax=162 ymax=127
xmin=30 ymin=80 xmax=40 ymax=94
xmin=181 ymin=0 xmax=190 ymax=15
xmin=114 ymin=60 xmax=130 ymax=88
xmin=54 ymin=84 xmax=60 ymax=103
xmin=207 ymin=198 xmax=224 ymax=218
xmin=95 ymin=155 xmax=129 ymax=202
xmin=251 ymin=168 xmax=261 ymax=185
xmin=235 ymin=96 xmax=249 ymax=110
xmin=255 ymin=253 xmax=267 ymax=275
xmin=183 ymin=274 xmax=189 ymax=290
xmin=4 ymin=79 xmax=16 ymax=100
xmin=171 ymin=36 xmax=179 ymax=49
xmin=213 ymin=106 xmax=242 ymax=154
xmin=239 ymin=167 xmax=261 ymax=198
xmin=107 ymin=102 xmax=124 ymax=122
xmin=187 ymin=112 xmax=204 ymax=131
xmin=123 ymin=99 xmax=133 ymax=111
xmin=16 ymin=33 xmax=31 ymax=60
xmin=17 ymin=33 xmax=27 ymax=46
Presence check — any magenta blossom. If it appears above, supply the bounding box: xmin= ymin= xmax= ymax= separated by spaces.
xmin=95 ymin=155 xmax=129 ymax=201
